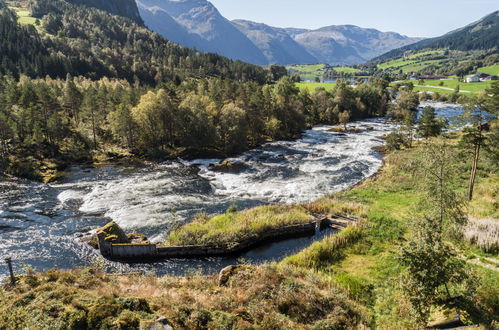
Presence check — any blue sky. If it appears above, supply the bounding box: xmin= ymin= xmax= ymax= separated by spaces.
xmin=209 ymin=0 xmax=498 ymax=37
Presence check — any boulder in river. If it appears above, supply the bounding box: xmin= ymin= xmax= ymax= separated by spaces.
xmin=209 ymin=160 xmax=248 ymax=173
xmin=96 ymin=221 xmax=131 ymax=244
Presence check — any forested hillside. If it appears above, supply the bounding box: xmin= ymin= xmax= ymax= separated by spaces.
xmin=0 ymin=0 xmax=269 ymax=84
xmin=374 ymin=11 xmax=499 ymax=62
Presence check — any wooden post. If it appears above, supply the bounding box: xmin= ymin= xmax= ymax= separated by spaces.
xmin=5 ymin=257 xmax=16 ymax=285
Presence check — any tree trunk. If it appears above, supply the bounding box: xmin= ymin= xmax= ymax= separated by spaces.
xmin=91 ymin=108 xmax=97 ymax=150
xmin=468 ymin=143 xmax=480 ymax=201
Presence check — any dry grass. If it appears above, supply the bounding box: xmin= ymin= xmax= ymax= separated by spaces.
xmin=464 ymin=218 xmax=499 ymax=254
xmin=0 ymin=265 xmax=372 ymax=329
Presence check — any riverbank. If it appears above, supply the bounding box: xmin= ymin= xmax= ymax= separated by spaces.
xmin=3 ymin=123 xmax=497 ymax=328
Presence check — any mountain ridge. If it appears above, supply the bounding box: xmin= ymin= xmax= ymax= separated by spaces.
xmin=136 ymin=0 xmax=423 ymax=65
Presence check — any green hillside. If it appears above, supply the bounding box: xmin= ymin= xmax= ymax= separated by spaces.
xmin=0 ymin=0 xmax=269 ymax=83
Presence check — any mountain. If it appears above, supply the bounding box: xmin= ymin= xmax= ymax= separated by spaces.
xmin=66 ymin=0 xmax=143 ymax=24
xmin=374 ymin=11 xmax=499 ymax=61
xmin=137 ymin=0 xmax=268 ymax=65
xmin=287 ymin=25 xmax=423 ymax=65
xmin=136 ymin=0 xmax=422 ymax=65
xmin=232 ymin=20 xmax=318 ymax=65
xmin=1 ymin=0 xmax=269 ymax=83
xmin=136 ymin=1 xmax=202 ymax=49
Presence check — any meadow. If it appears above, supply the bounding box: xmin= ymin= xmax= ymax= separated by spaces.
xmin=295 ymin=81 xmax=336 ymax=92
xmin=478 ymin=64 xmax=499 ymax=76
xmin=393 ymin=78 xmax=494 ymax=94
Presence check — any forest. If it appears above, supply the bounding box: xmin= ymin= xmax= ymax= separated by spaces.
xmin=0 ymin=73 xmax=390 ymax=180
xmin=0 ymin=0 xmax=271 ymax=83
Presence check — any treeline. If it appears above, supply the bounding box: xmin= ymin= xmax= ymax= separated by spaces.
xmin=0 ymin=75 xmax=390 ymax=180
xmin=0 ymin=0 xmax=272 ymax=84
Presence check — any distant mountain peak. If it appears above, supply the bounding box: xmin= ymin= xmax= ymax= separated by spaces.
xmin=137 ymin=0 xmax=423 ymax=65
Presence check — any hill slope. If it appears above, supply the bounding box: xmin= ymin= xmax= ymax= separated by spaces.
xmin=374 ymin=11 xmax=499 ymax=62
xmin=137 ymin=0 xmax=268 ymax=65
xmin=1 ymin=0 xmax=269 ymax=83
xmin=232 ymin=19 xmax=318 ymax=65
xmin=66 ymin=0 xmax=143 ymax=24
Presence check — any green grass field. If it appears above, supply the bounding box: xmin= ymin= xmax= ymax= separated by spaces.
xmin=9 ymin=6 xmax=37 ymax=25
xmin=378 ymin=51 xmax=447 ymax=73
xmin=331 ymin=67 xmax=361 ymax=74
xmin=165 ymin=205 xmax=312 ymax=248
xmin=287 ymin=64 xmax=326 ymax=81
xmin=477 ymin=64 xmax=499 ymax=76
xmin=296 ymin=82 xmax=336 ymax=92
xmin=393 ymin=78 xmax=493 ymax=94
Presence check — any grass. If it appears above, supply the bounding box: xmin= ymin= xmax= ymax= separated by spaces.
xmin=282 ymin=128 xmax=499 ymax=327
xmin=0 ymin=265 xmax=372 ymax=329
xmin=287 ymin=64 xmax=326 ymax=81
xmin=378 ymin=50 xmax=447 ymax=73
xmin=165 ymin=205 xmax=312 ymax=248
xmin=477 ymin=64 xmax=499 ymax=76
xmin=9 ymin=6 xmax=38 ymax=26
xmin=332 ymin=67 xmax=362 ymax=74
xmin=392 ymin=78 xmax=493 ymax=94
xmin=296 ymin=81 xmax=336 ymax=92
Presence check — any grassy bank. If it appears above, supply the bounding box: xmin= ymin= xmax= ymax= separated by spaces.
xmin=278 ymin=129 xmax=499 ymax=327
xmin=0 ymin=265 xmax=372 ymax=329
xmin=165 ymin=205 xmax=312 ymax=248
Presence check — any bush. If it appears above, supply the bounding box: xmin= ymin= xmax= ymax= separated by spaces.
xmin=386 ymin=131 xmax=409 ymax=151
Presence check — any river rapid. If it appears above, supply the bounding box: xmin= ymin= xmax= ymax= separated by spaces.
xmin=0 ymin=102 xmax=464 ymax=277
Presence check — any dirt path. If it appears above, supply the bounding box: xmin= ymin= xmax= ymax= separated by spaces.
xmin=416 ymin=85 xmax=471 ymax=93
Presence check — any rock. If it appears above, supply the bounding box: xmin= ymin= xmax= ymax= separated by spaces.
xmin=128 ymin=232 xmax=149 ymax=244
xmin=218 ymin=265 xmax=243 ymax=286
xmin=96 ymin=221 xmax=131 ymax=244
xmin=81 ymin=235 xmax=99 ymax=249
xmin=140 ymin=317 xmax=173 ymax=330
xmin=209 ymin=160 xmax=247 ymax=173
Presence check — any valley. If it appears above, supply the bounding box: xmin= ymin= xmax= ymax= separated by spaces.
xmin=0 ymin=0 xmax=498 ymax=329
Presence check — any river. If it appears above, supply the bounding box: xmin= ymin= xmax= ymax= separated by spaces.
xmin=0 ymin=102 xmax=464 ymax=277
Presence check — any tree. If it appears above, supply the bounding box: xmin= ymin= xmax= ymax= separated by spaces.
xmin=132 ymin=89 xmax=177 ymax=152
xmin=109 ymin=103 xmax=136 ymax=149
xmin=390 ymin=91 xmax=419 ymax=147
xmin=460 ymin=94 xmax=496 ymax=200
xmin=338 ymin=111 xmax=350 ymax=131
xmin=400 ymin=140 xmax=470 ymax=325
xmin=62 ymin=74 xmax=82 ymax=125
xmin=416 ymin=106 xmax=447 ymax=139
xmin=217 ymin=103 xmax=248 ymax=155
xmin=82 ymin=87 xmax=99 ymax=150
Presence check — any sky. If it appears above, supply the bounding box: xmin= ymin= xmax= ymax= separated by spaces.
xmin=208 ymin=0 xmax=498 ymax=37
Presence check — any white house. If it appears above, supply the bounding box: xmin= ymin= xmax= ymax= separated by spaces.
xmin=466 ymin=74 xmax=480 ymax=83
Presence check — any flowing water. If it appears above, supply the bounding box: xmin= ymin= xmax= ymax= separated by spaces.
xmin=0 ymin=103 xmax=464 ymax=277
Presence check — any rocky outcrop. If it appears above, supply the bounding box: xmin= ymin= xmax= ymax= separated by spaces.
xmin=140 ymin=317 xmax=173 ymax=330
